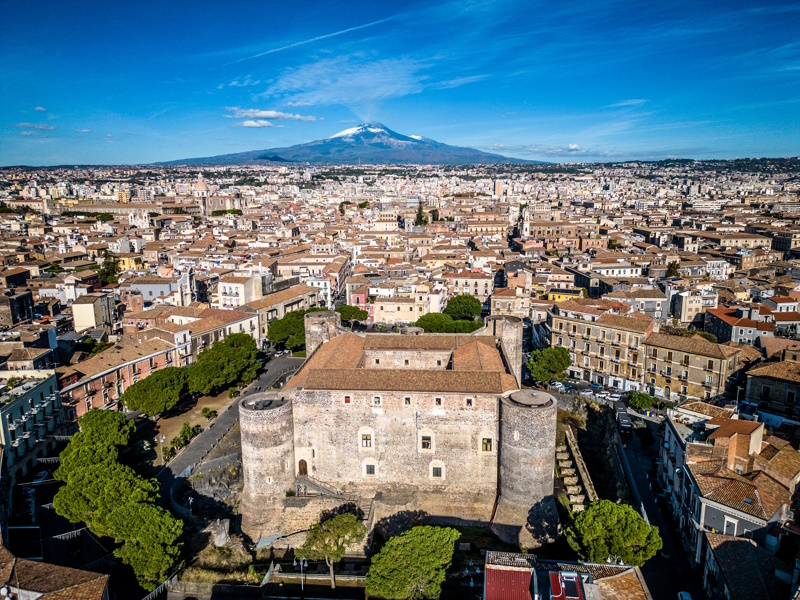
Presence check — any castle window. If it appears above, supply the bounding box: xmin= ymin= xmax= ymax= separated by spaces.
xmin=374 ymin=396 xmax=381 ymax=406
xmin=482 ymin=438 xmax=493 ymax=452
xmin=435 ymin=397 xmax=442 ymax=406
xmin=437 ymin=360 xmax=442 ymax=366
xmin=421 ymin=435 xmax=432 ymax=450
xmin=466 ymin=398 xmax=473 ymax=407
xmin=404 ymin=359 xmax=409 ymax=366
xmin=404 ymin=397 xmax=411 ymax=405
xmin=365 ymin=464 xmax=375 ymax=476
xmin=429 ymin=460 xmax=445 ymax=480
xmin=362 ymin=434 xmax=372 ymax=448
xmin=344 ymin=395 xmax=351 ymax=404
xmin=375 ymin=359 xmax=380 ymax=365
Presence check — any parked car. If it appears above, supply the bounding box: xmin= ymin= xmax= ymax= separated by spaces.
xmin=589 ymin=382 xmax=603 ymax=390
xmin=609 ymin=393 xmax=622 ymax=401
xmin=579 ymin=390 xmax=595 ymax=400
xmin=550 ymin=382 xmax=566 ymax=392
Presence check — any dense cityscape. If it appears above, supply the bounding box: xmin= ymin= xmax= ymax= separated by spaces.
xmin=0 ymin=156 xmax=796 ymax=599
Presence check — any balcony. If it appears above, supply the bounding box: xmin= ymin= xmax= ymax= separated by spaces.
xmin=702 ymin=380 xmax=713 ymax=388
xmin=679 ymin=373 xmax=689 ymax=381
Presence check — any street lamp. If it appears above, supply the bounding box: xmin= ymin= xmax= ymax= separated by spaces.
xmin=293 ymin=556 xmax=308 ymax=592
xmin=606 ymin=555 xmax=623 ymax=565
xmin=157 ymin=434 xmax=166 ymax=466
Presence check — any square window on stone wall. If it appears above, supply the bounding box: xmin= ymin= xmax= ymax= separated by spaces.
xmin=405 ymin=359 xmax=409 ymax=365
xmin=435 ymin=397 xmax=442 ymax=406
xmin=422 ymin=436 xmax=432 ymax=450
xmin=374 ymin=396 xmax=381 ymax=406
xmin=437 ymin=360 xmax=442 ymax=366
xmin=366 ymin=464 xmax=375 ymax=476
xmin=466 ymin=398 xmax=473 ymax=407
xmin=482 ymin=438 xmax=492 ymax=452
xmin=432 ymin=467 xmax=442 ymax=478
xmin=344 ymin=395 xmax=350 ymax=404
xmin=405 ymin=397 xmax=411 ymax=405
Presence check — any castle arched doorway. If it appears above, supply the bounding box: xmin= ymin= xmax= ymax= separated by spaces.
xmin=299 ymin=459 xmax=308 ymax=476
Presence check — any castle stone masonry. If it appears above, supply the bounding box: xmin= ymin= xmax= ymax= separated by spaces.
xmin=240 ymin=311 xmax=557 ymax=549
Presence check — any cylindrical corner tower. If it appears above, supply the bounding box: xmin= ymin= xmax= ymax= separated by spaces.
xmin=304 ymin=310 xmax=342 ymax=356
xmin=498 ymin=389 xmax=557 ymax=505
xmin=240 ymin=393 xmax=295 ymax=537
xmin=484 ymin=315 xmax=524 ymax=386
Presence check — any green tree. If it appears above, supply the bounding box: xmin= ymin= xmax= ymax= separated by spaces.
xmin=366 ymin=526 xmax=460 ymax=600
xmin=187 ymin=333 xmax=259 ymax=395
xmin=695 ymin=331 xmax=718 ymax=343
xmin=121 ymin=367 xmax=187 ymax=417
xmin=665 ymin=262 xmax=681 ymax=277
xmin=336 ymin=305 xmax=368 ymax=324
xmin=414 ymin=199 xmax=428 ymax=226
xmin=358 ymin=200 xmax=370 ymax=209
xmin=53 ymin=409 xmax=182 ymax=590
xmin=99 ymin=251 xmax=121 ymax=284
xmin=527 ymin=347 xmax=572 ymax=384
xmin=444 ymin=294 xmax=482 ymax=321
xmin=566 ymin=500 xmax=662 ymax=567
xmin=200 ymin=407 xmax=217 ymax=420
xmin=429 ymin=208 xmax=440 ymax=222
xmin=96 ymin=212 xmax=114 ymax=222
xmin=627 ymin=390 xmax=656 ymax=411
xmin=53 ymin=462 xmax=159 ymax=536
xmin=298 ymin=513 xmax=367 ymax=589
xmin=413 ymin=313 xmax=482 ymax=334
xmin=105 ymin=502 xmax=184 ymax=590
xmin=266 ymin=307 xmax=325 ymax=350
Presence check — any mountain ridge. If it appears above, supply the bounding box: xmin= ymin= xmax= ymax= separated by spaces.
xmin=161 ymin=123 xmax=539 ymax=165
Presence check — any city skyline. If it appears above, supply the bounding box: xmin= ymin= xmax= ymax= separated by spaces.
xmin=1 ymin=0 xmax=799 ymax=165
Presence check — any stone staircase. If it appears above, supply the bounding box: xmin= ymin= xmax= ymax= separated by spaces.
xmin=295 ymin=475 xmax=374 ymax=529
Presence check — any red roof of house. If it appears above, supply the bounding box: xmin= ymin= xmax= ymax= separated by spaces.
xmin=485 ymin=567 xmax=533 ymax=600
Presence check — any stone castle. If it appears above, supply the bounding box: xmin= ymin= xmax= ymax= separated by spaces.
xmin=240 ymin=311 xmax=558 ymax=550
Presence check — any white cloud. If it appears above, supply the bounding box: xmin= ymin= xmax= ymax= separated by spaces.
xmin=225 ymin=107 xmax=316 ymax=121
xmin=15 ymin=122 xmax=56 ymax=131
xmin=239 ymin=120 xmax=274 ymax=128
xmin=228 ymin=77 xmax=260 ymax=87
xmin=607 ymin=99 xmax=649 ymax=108
xmin=262 ymin=54 xmax=486 ymax=108
xmin=75 ymin=128 xmax=91 ymax=133
xmin=286 ymin=101 xmax=313 ymax=107
xmin=34 ymin=106 xmax=47 ymax=112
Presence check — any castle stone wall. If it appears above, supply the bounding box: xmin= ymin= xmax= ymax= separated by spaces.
xmin=291 ymin=388 xmax=499 ymax=508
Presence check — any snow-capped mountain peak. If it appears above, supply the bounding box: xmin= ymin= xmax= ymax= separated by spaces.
xmin=328 ymin=123 xmax=392 ymax=139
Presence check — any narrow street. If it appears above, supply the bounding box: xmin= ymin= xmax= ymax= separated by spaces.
xmin=623 ymin=417 xmax=704 ymax=600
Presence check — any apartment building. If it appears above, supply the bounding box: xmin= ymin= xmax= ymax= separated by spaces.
xmin=57 ymin=339 xmax=185 ymax=418
xmin=546 ymin=299 xmax=655 ymax=390
xmin=643 ymin=333 xmax=741 ymax=403
xmin=440 ymin=269 xmax=494 ymax=310
xmin=72 ymin=292 xmax=118 ymax=333
xmin=242 ymin=283 xmax=320 ymax=344
xmin=490 ymin=287 xmax=531 ymax=320
xmin=0 ymin=370 xmax=63 ymax=476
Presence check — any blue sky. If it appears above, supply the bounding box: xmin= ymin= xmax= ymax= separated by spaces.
xmin=1 ymin=0 xmax=798 ymax=165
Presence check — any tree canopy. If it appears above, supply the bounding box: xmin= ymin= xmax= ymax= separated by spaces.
xmin=527 ymin=347 xmax=572 ymax=383
xmin=121 ymin=367 xmax=187 ymax=417
xmin=366 ymin=526 xmax=460 ymax=600
xmin=53 ymin=410 xmax=183 ymax=590
xmin=665 ymin=262 xmax=681 ymax=277
xmin=627 ymin=390 xmax=656 ymax=411
xmin=414 ymin=200 xmax=428 ymax=226
xmin=413 ymin=313 xmax=483 ymax=334
xmin=266 ymin=307 xmax=326 ymax=350
xmin=336 ymin=305 xmax=368 ymax=324
xmin=298 ymin=513 xmax=367 ymax=589
xmin=187 ymin=333 xmax=259 ymax=395
xmin=565 ymin=500 xmax=662 ymax=567
xmin=99 ymin=251 xmax=120 ymax=285
xmin=443 ymin=294 xmax=482 ymax=321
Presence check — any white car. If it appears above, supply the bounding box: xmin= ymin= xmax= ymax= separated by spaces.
xmin=609 ymin=393 xmax=622 ymax=401
xmin=595 ymin=391 xmax=610 ymax=398
xmin=579 ymin=390 xmax=595 ymax=399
